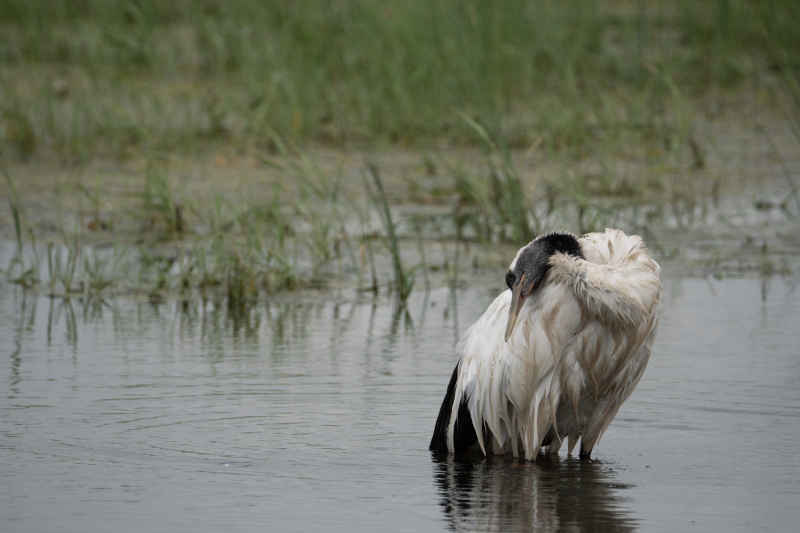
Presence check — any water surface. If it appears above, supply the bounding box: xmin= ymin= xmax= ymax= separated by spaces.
xmin=2 ymin=275 xmax=799 ymax=531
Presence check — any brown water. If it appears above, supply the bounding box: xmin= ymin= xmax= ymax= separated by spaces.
xmin=2 ymin=273 xmax=799 ymax=532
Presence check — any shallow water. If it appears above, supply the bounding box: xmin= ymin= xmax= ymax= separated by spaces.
xmin=2 ymin=274 xmax=799 ymax=532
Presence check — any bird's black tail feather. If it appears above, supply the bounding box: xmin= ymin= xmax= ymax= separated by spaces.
xmin=429 ymin=361 xmax=478 ymax=453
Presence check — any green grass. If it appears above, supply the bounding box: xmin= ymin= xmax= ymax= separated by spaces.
xmin=365 ymin=162 xmax=415 ymax=303
xmin=1 ymin=1 xmax=798 ymax=305
xmin=1 ymin=0 xmax=798 ymax=161
xmin=2 ymin=159 xmax=370 ymax=303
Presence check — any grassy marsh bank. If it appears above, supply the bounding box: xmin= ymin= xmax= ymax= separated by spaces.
xmin=1 ymin=1 xmax=799 ymax=307
xmin=1 ymin=0 xmax=799 ymax=160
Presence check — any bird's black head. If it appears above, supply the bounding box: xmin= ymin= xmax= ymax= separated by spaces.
xmin=504 ymin=232 xmax=583 ymax=341
xmin=505 ymin=232 xmax=582 ymax=291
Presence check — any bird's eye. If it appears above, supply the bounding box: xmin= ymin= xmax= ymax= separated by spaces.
xmin=505 ymin=271 xmax=516 ymax=290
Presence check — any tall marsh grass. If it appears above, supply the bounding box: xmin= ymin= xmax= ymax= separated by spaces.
xmin=1 ymin=0 xmax=798 ymax=159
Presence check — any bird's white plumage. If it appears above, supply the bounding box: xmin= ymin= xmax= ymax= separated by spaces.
xmin=446 ymin=228 xmax=661 ymax=459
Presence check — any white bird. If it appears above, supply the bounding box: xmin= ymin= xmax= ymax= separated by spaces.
xmin=430 ymin=228 xmax=661 ymax=460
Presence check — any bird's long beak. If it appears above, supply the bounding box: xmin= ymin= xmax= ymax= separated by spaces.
xmin=505 ymin=273 xmax=527 ymax=342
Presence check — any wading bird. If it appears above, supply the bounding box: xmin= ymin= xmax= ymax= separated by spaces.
xmin=430 ymin=228 xmax=661 ymax=460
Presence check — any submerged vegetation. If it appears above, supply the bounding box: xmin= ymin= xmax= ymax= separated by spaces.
xmin=1 ymin=1 xmax=799 ymax=307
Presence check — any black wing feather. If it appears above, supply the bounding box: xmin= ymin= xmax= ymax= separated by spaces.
xmin=429 ymin=361 xmax=478 ymax=453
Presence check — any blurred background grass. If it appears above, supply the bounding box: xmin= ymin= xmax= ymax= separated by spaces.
xmin=1 ymin=0 xmax=798 ymax=161
xmin=1 ymin=1 xmax=798 ymax=303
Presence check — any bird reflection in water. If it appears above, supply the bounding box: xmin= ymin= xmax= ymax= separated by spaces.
xmin=431 ymin=453 xmax=636 ymax=532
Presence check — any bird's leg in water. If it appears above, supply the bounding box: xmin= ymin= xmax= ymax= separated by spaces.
xmin=545 ymin=437 xmax=562 ymax=456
